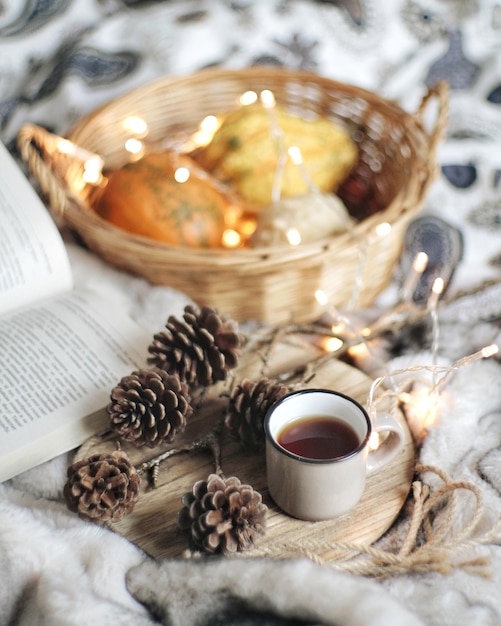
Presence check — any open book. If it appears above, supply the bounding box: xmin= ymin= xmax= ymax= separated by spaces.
xmin=0 ymin=140 xmax=150 ymax=482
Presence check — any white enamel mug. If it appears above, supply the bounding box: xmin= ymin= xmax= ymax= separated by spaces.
xmin=264 ymin=389 xmax=404 ymax=521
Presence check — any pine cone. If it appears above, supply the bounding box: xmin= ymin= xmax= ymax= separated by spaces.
xmin=107 ymin=368 xmax=193 ymax=448
xmin=178 ymin=474 xmax=267 ymax=554
xmin=147 ymin=304 xmax=240 ymax=388
xmin=225 ymin=377 xmax=289 ymax=449
xmin=63 ymin=451 xmax=140 ymax=525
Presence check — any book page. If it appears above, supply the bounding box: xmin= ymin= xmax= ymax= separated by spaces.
xmin=0 ymin=289 xmax=150 ymax=481
xmin=0 ymin=140 xmax=73 ymax=315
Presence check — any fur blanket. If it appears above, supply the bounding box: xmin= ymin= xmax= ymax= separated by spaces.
xmin=1 ymin=1 xmax=501 ymax=624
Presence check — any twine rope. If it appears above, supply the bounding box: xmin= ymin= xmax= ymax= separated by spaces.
xmin=75 ymin=435 xmax=500 ymax=579
xmin=247 ymin=464 xmax=501 ymax=579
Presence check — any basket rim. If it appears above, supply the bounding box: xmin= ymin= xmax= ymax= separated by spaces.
xmin=18 ymin=67 xmax=448 ymax=264
xmin=67 ymin=65 xmax=430 ymax=141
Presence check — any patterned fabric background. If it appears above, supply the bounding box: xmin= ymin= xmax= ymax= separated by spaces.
xmin=1 ymin=0 xmax=500 ymax=282
xmin=1 ymin=2 xmax=501 ymax=625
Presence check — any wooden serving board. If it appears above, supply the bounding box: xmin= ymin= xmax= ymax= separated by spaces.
xmin=77 ymin=339 xmax=415 ymax=561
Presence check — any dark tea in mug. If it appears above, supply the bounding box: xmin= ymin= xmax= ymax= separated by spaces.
xmin=277 ymin=415 xmax=360 ymax=460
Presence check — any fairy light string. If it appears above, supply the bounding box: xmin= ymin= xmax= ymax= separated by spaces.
xmin=55 ymin=90 xmax=498 ymax=445
xmin=287 ymin=145 xmax=316 ymax=193
xmin=58 ymin=90 xmax=501 ymax=577
xmin=260 ymin=89 xmax=288 ymax=205
xmin=313 ymin=242 xmax=499 ymax=444
xmin=402 ymin=251 xmax=429 ymax=302
xmin=427 ymin=276 xmax=445 ymax=388
xmin=366 ymin=343 xmax=499 ymax=444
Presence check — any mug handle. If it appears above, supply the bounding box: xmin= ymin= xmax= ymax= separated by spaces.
xmin=366 ymin=412 xmax=405 ymax=473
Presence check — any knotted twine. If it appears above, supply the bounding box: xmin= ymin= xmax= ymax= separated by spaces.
xmin=244 ymin=464 xmax=501 ymax=579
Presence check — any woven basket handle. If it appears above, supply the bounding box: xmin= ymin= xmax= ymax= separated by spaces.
xmin=415 ymin=81 xmax=449 ymax=156
xmin=16 ymin=123 xmax=75 ymax=221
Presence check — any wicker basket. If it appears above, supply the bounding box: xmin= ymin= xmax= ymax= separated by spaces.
xmin=17 ymin=67 xmax=448 ymax=324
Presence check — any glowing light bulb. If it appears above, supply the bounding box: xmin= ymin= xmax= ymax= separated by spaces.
xmin=286 ymin=228 xmax=301 ymax=246
xmin=321 ymin=336 xmax=344 ymax=353
xmin=331 ymin=322 xmax=345 ymax=335
xmin=200 ymin=115 xmax=219 ymax=133
xmin=315 ymin=290 xmax=329 ymax=306
xmin=482 ymin=344 xmax=499 ymax=358
xmin=427 ymin=276 xmax=444 ymax=311
xmin=432 ymin=277 xmax=444 ymax=297
xmin=401 ymin=251 xmax=429 ymax=301
xmin=192 ymin=130 xmax=211 ymax=147
xmin=174 ymin=167 xmax=190 ymax=183
xmin=56 ymin=138 xmax=102 ymax=164
xmin=191 ymin=115 xmax=221 ymax=147
xmin=82 ymin=156 xmax=103 ymax=184
xmin=222 ymin=229 xmax=241 ymax=248
xmin=122 ymin=116 xmax=148 ymax=136
xmin=55 ymin=138 xmax=104 ymax=186
xmin=369 ymin=431 xmax=380 ymax=451
xmin=239 ymin=217 xmax=257 ymax=238
xmin=450 ymin=343 xmax=500 ymax=371
xmin=260 ymin=89 xmax=276 ymax=109
xmin=288 ymin=146 xmax=303 ymax=164
xmin=240 ymin=90 xmax=258 ymax=106
xmin=348 ymin=342 xmax=369 ymax=360
xmin=124 ymin=138 xmax=143 ymax=155
xmin=400 ymin=386 xmax=440 ymax=441
xmin=375 ymin=222 xmax=392 ymax=238
xmin=82 ymin=170 xmax=99 ymax=184
xmin=56 ymin=139 xmax=75 ymax=155
xmin=414 ymin=251 xmax=429 ymax=273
